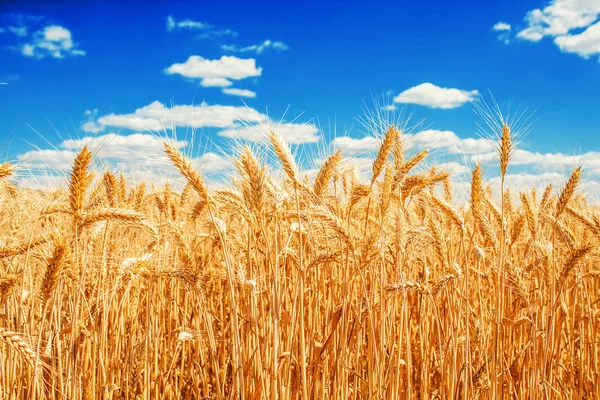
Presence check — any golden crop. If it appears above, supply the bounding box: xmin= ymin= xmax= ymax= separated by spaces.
xmin=1 ymin=125 xmax=598 ymax=399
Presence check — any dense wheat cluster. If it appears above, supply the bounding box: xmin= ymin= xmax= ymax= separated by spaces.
xmin=1 ymin=125 xmax=599 ymax=399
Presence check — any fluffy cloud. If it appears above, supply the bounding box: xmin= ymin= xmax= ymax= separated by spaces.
xmin=493 ymin=22 xmax=512 ymax=31
xmin=332 ymin=129 xmax=493 ymax=155
xmin=506 ymin=0 xmax=600 ymax=59
xmin=517 ymin=0 xmax=600 ymax=41
xmin=8 ymin=26 xmax=28 ymax=37
xmin=202 ymin=77 xmax=234 ymax=87
xmin=81 ymin=109 xmax=104 ymax=133
xmin=95 ymin=101 xmax=268 ymax=131
xmin=437 ymin=162 xmax=471 ymax=175
xmin=472 ymin=149 xmax=600 ymax=170
xmin=492 ymin=21 xmax=512 ymax=44
xmin=18 ymin=25 xmax=85 ymax=59
xmin=18 ymin=149 xmax=77 ymax=171
xmin=1 ymin=13 xmax=43 ymax=37
xmin=407 ymin=130 xmax=493 ymax=154
xmin=61 ymin=133 xmax=188 ymax=159
xmin=511 ymin=149 xmax=600 ymax=167
xmin=165 ymin=55 xmax=262 ymax=87
xmin=18 ymin=133 xmax=189 ymax=171
xmin=222 ymin=88 xmax=257 ymax=98
xmin=194 ymin=152 xmax=232 ymax=173
xmin=83 ymin=102 xmax=316 ymax=144
xmin=81 ymin=121 xmax=104 ymax=133
xmin=219 ymin=121 xmax=319 ymax=144
xmin=554 ymin=21 xmax=600 ymax=58
xmin=196 ymin=29 xmax=238 ymax=40
xmin=165 ymin=15 xmax=237 ymax=39
xmin=166 ymin=15 xmax=211 ymax=31
xmin=16 ymin=133 xmax=194 ymax=189
xmin=393 ymin=82 xmax=479 ymax=109
xmin=331 ymin=136 xmax=380 ymax=154
xmin=222 ymin=40 xmax=289 ymax=54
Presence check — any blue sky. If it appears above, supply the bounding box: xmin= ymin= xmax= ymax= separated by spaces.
xmin=0 ymin=0 xmax=599 ymax=195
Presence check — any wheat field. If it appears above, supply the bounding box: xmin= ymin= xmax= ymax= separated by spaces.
xmin=0 ymin=124 xmax=599 ymax=399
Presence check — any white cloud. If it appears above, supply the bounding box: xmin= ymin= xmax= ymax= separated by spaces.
xmin=196 ymin=29 xmax=237 ymax=39
xmin=17 ymin=25 xmax=85 ymax=59
xmin=331 ymin=129 xmax=493 ymax=156
xmin=14 ymin=133 xmax=236 ymax=190
xmin=0 ymin=82 xmax=8 ymax=86
xmin=554 ymin=21 xmax=600 ymax=58
xmin=194 ymin=152 xmax=231 ymax=173
xmin=201 ymin=77 xmax=233 ymax=87
xmin=165 ymin=55 xmax=262 ymax=87
xmin=472 ymin=149 xmax=600 ymax=169
xmin=437 ymin=162 xmax=471 ymax=175
xmin=222 ymin=39 xmax=289 ymax=54
xmin=500 ymin=171 xmax=574 ymax=191
xmin=8 ymin=26 xmax=28 ymax=37
xmin=518 ymin=0 xmax=600 ymax=40
xmin=493 ymin=22 xmax=512 ymax=31
xmin=166 ymin=15 xmax=211 ymax=31
xmin=81 ymin=109 xmax=104 ymax=133
xmin=95 ymin=100 xmax=268 ymax=131
xmin=17 ymin=176 xmax=68 ymax=191
xmin=61 ymin=133 xmax=188 ymax=160
xmin=222 ymin=88 xmax=257 ymax=98
xmin=393 ymin=82 xmax=479 ymax=109
xmin=14 ymin=134 xmax=182 ymax=190
xmin=407 ymin=129 xmax=493 ymax=154
xmin=508 ymin=0 xmax=600 ymax=59
xmin=492 ymin=21 xmax=512 ymax=44
xmin=219 ymin=121 xmax=319 ymax=144
xmin=164 ymin=15 xmax=236 ymax=39
xmin=340 ymin=156 xmax=374 ymax=174
xmin=82 ymin=121 xmax=104 ymax=133
xmin=17 ymin=133 xmax=188 ymax=171
xmin=332 ymin=136 xmax=380 ymax=154
xmin=18 ymin=149 xmax=76 ymax=171
xmin=87 ymin=102 xmax=315 ymax=144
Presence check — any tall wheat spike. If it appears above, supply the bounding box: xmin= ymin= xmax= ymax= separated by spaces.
xmin=314 ymin=149 xmax=342 ymax=197
xmin=555 ymin=166 xmax=582 ymax=219
xmin=69 ymin=146 xmax=93 ymax=223
xmin=371 ymin=125 xmax=398 ymax=185
xmin=269 ymin=131 xmax=300 ymax=186
xmin=163 ymin=141 xmax=208 ymax=201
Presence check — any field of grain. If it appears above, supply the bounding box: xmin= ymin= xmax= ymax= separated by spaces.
xmin=1 ymin=125 xmax=599 ymax=399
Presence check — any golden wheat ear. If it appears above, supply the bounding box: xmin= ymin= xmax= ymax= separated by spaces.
xmin=499 ymin=124 xmax=512 ymax=179
xmin=69 ymin=146 xmax=93 ymax=223
xmin=371 ymin=125 xmax=398 ymax=186
xmin=313 ymin=149 xmax=342 ymax=197
xmin=269 ymin=130 xmax=300 ymax=187
xmin=0 ymin=163 xmax=14 ymax=179
xmin=163 ymin=141 xmax=208 ymax=202
xmin=0 ymin=327 xmax=39 ymax=367
xmin=555 ymin=166 xmax=582 ymax=219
